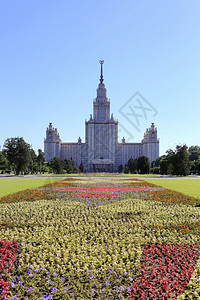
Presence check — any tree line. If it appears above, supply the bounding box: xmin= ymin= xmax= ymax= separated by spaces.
xmin=118 ymin=156 xmax=150 ymax=174
xmin=151 ymin=145 xmax=200 ymax=176
xmin=49 ymin=156 xmax=84 ymax=174
xmin=0 ymin=137 xmax=46 ymax=175
xmin=0 ymin=137 xmax=83 ymax=175
xmin=1 ymin=137 xmax=199 ymax=176
xmin=119 ymin=145 xmax=200 ymax=176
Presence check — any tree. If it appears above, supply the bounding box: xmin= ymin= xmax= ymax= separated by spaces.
xmin=124 ymin=165 xmax=129 ymax=174
xmin=166 ymin=145 xmax=190 ymax=176
xmin=42 ymin=162 xmax=50 ymax=173
xmin=173 ymin=145 xmax=190 ymax=176
xmin=79 ymin=161 xmax=85 ymax=173
xmin=64 ymin=159 xmax=77 ymax=174
xmin=158 ymin=154 xmax=173 ymax=175
xmin=128 ymin=158 xmax=137 ymax=174
xmin=188 ymin=145 xmax=200 ymax=161
xmin=29 ymin=149 xmax=37 ymax=174
xmin=50 ymin=156 xmax=65 ymax=174
xmin=151 ymin=156 xmax=163 ymax=168
xmin=3 ymin=137 xmax=31 ymax=175
xmin=30 ymin=149 xmax=37 ymax=162
xmin=0 ymin=152 xmax=9 ymax=172
xmin=151 ymin=166 xmax=160 ymax=174
xmin=37 ymin=149 xmax=45 ymax=174
xmin=32 ymin=162 xmax=39 ymax=174
xmin=160 ymin=155 xmax=171 ymax=175
xmin=190 ymin=160 xmax=200 ymax=174
xmin=137 ymin=156 xmax=150 ymax=174
xmin=118 ymin=164 xmax=123 ymax=173
xmin=74 ymin=166 xmax=79 ymax=174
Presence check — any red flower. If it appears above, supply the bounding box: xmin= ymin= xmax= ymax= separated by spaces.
xmin=0 ymin=240 xmax=18 ymax=300
xmin=129 ymin=244 xmax=199 ymax=300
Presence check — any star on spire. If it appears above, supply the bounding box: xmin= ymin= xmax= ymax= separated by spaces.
xmin=99 ymin=60 xmax=104 ymax=83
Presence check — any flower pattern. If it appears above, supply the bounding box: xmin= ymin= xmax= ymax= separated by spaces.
xmin=0 ymin=178 xmax=200 ymax=299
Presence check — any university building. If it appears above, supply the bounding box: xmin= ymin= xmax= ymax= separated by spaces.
xmin=44 ymin=61 xmax=159 ymax=172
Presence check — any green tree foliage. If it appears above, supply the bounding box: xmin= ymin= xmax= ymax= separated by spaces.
xmin=190 ymin=161 xmax=200 ymax=174
xmin=160 ymin=156 xmax=167 ymax=175
xmin=50 ymin=156 xmax=65 ymax=174
xmin=64 ymin=159 xmax=74 ymax=174
xmin=151 ymin=156 xmax=163 ymax=168
xmin=122 ymin=156 xmax=150 ymax=174
xmin=151 ymin=166 xmax=160 ymax=174
xmin=28 ymin=149 xmax=37 ymax=174
xmin=118 ymin=164 xmax=123 ymax=173
xmin=32 ymin=162 xmax=39 ymax=174
xmin=128 ymin=158 xmax=137 ymax=174
xmin=37 ymin=149 xmax=45 ymax=174
xmin=124 ymin=165 xmax=129 ymax=174
xmin=3 ymin=137 xmax=31 ymax=175
xmin=0 ymin=151 xmax=9 ymax=172
xmin=30 ymin=149 xmax=37 ymax=162
xmin=173 ymin=145 xmax=190 ymax=176
xmin=42 ymin=162 xmax=50 ymax=173
xmin=137 ymin=156 xmax=150 ymax=174
xmin=79 ymin=161 xmax=85 ymax=173
xmin=166 ymin=145 xmax=191 ymax=176
xmin=64 ymin=159 xmax=79 ymax=174
xmin=159 ymin=155 xmax=173 ymax=175
xmin=188 ymin=145 xmax=200 ymax=161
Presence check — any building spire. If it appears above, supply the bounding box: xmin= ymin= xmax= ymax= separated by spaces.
xmin=99 ymin=60 xmax=104 ymax=83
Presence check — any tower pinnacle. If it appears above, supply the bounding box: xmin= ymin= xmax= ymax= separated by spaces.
xmin=99 ymin=60 xmax=104 ymax=83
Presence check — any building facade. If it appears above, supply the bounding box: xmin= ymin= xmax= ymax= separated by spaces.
xmin=44 ymin=61 xmax=159 ymax=172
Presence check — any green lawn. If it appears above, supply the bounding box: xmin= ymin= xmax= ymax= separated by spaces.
xmin=2 ymin=177 xmax=200 ymax=200
xmin=0 ymin=178 xmax=63 ymax=198
xmin=146 ymin=179 xmax=200 ymax=199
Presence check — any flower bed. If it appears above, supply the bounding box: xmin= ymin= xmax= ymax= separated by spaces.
xmin=0 ymin=189 xmax=52 ymax=205
xmin=0 ymin=178 xmax=200 ymax=299
xmin=145 ymin=189 xmax=200 ymax=206
xmin=129 ymin=244 xmax=199 ymax=299
xmin=146 ymin=222 xmax=200 ymax=235
xmin=0 ymin=240 xmax=18 ymax=300
xmin=53 ymin=187 xmax=150 ymax=191
xmin=72 ymin=192 xmax=120 ymax=198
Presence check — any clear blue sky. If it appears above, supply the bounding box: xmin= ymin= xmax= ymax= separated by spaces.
xmin=1 ymin=0 xmax=200 ymax=156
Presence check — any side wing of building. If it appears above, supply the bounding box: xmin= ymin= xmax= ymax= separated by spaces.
xmin=60 ymin=142 xmax=86 ymax=168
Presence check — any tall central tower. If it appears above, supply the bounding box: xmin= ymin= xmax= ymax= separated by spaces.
xmin=85 ymin=61 xmax=118 ymax=172
xmin=44 ymin=61 xmax=159 ymax=171
xmin=93 ymin=60 xmax=110 ymax=121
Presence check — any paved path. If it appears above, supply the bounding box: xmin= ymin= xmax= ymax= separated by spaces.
xmin=0 ymin=175 xmax=200 ymax=180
